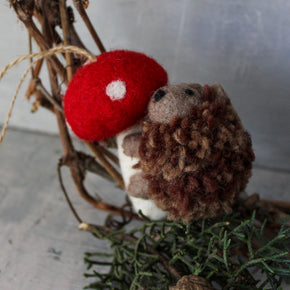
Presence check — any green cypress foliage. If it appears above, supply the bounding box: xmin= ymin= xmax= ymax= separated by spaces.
xmin=83 ymin=211 xmax=290 ymax=289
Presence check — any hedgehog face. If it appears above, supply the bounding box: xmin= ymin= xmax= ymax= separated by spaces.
xmin=148 ymin=83 xmax=204 ymax=124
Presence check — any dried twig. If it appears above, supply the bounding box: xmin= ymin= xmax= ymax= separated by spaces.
xmin=57 ymin=160 xmax=83 ymax=224
xmin=72 ymin=0 xmax=106 ymax=53
xmin=97 ymin=146 xmax=120 ymax=166
xmin=86 ymin=142 xmax=125 ymax=189
xmin=59 ymin=0 xmax=74 ymax=82
xmin=76 ymin=151 xmax=114 ymax=182
xmin=10 ymin=0 xmax=67 ymax=84
xmin=57 ymin=158 xmax=135 ymax=218
xmin=261 ymin=199 xmax=290 ymax=211
xmin=3 ymin=0 xmax=191 ymax=228
xmin=58 ymin=0 xmax=124 ymax=194
xmin=25 ymin=59 xmax=44 ymax=100
xmin=34 ymin=78 xmax=63 ymax=112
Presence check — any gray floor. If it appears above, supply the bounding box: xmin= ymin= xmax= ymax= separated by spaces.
xmin=0 ymin=128 xmax=289 ymax=289
xmin=0 ymin=129 xmax=125 ymax=290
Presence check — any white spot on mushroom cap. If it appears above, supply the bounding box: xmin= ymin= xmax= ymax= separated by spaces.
xmin=106 ymin=80 xmax=126 ymax=101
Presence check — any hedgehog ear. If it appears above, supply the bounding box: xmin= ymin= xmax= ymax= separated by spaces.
xmin=210 ymin=83 xmax=229 ymax=103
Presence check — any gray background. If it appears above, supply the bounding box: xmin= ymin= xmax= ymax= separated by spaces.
xmin=0 ymin=1 xmax=289 ymax=289
xmin=0 ymin=0 xmax=289 ymax=170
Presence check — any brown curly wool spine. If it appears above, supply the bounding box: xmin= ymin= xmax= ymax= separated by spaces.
xmin=139 ymin=86 xmax=255 ymax=223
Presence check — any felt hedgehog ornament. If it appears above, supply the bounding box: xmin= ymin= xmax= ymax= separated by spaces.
xmin=137 ymin=83 xmax=255 ymax=223
xmin=63 ymin=50 xmax=168 ymax=220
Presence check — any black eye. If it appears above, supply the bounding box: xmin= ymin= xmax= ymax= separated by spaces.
xmin=154 ymin=89 xmax=166 ymax=102
xmin=185 ymin=88 xmax=195 ymax=96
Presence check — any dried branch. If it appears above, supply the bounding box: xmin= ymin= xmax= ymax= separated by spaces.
xmin=33 ymin=2 xmax=88 ymax=60
xmin=34 ymin=78 xmax=63 ymax=112
xmin=72 ymin=0 xmax=106 ymax=53
xmin=58 ymin=0 xmax=123 ymax=190
xmin=59 ymin=0 xmax=74 ymax=81
xmin=57 ymin=159 xmax=135 ymax=220
xmin=36 ymin=4 xmax=116 ymax=215
xmin=10 ymin=1 xmax=67 ymax=84
xmin=97 ymin=146 xmax=120 ymax=166
xmin=85 ymin=142 xmax=125 ymax=189
xmin=57 ymin=160 xmax=83 ymax=224
xmin=76 ymin=151 xmax=114 ymax=182
xmin=25 ymin=59 xmax=44 ymax=100
xmin=261 ymin=199 xmax=290 ymax=211
xmin=4 ymin=0 xmax=160 ymax=232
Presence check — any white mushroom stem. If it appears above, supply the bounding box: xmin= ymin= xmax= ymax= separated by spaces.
xmin=116 ymin=124 xmax=167 ymax=220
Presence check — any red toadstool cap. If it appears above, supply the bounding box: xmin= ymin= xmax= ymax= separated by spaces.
xmin=63 ymin=50 xmax=168 ymax=141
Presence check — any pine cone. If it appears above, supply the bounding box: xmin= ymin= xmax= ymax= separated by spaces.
xmin=170 ymin=275 xmax=213 ymax=290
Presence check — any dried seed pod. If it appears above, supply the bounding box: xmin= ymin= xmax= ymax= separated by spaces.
xmin=169 ymin=275 xmax=213 ymax=290
xmin=82 ymin=0 xmax=89 ymax=9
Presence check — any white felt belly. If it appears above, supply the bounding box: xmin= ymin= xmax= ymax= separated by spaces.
xmin=129 ymin=196 xmax=167 ymax=220
xmin=116 ymin=124 xmax=167 ymax=220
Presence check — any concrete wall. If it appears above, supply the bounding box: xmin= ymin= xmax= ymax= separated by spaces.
xmin=0 ymin=0 xmax=289 ymax=170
